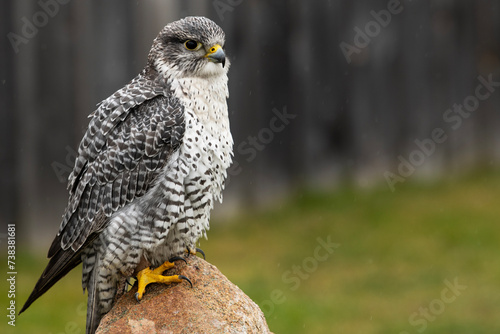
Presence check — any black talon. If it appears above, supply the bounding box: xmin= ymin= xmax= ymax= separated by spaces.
xmin=135 ymin=292 xmax=141 ymax=303
xmin=169 ymin=256 xmax=187 ymax=264
xmin=179 ymin=275 xmax=193 ymax=288
xmin=195 ymin=248 xmax=206 ymax=259
xmin=126 ymin=277 xmax=134 ymax=287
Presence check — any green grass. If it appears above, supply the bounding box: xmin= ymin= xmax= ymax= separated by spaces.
xmin=3 ymin=172 xmax=500 ymax=333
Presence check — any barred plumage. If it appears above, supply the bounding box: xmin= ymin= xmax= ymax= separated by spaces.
xmin=20 ymin=16 xmax=232 ymax=334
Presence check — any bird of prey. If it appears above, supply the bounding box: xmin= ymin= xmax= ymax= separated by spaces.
xmin=20 ymin=16 xmax=232 ymax=334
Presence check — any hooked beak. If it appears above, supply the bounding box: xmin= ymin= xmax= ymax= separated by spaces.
xmin=205 ymin=44 xmax=226 ymax=67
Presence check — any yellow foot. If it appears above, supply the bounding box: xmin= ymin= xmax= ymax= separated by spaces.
xmin=186 ymin=246 xmax=206 ymax=259
xmin=134 ymin=258 xmax=192 ymax=302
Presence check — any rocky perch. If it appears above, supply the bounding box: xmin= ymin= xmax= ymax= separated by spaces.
xmin=96 ymin=256 xmax=272 ymax=334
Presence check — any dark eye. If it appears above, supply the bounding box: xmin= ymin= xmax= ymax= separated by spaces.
xmin=184 ymin=40 xmax=201 ymax=50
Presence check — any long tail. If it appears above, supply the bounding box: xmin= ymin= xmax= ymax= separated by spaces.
xmin=86 ymin=265 xmax=102 ymax=334
xmin=19 ymin=239 xmax=82 ymax=315
xmin=20 ymin=232 xmax=106 ymax=334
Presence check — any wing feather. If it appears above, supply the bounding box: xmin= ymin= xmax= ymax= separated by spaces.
xmin=61 ymin=85 xmax=185 ymax=252
xmin=20 ymin=73 xmax=185 ymax=316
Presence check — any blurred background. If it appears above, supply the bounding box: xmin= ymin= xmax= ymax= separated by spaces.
xmin=1 ymin=1 xmax=500 ymax=333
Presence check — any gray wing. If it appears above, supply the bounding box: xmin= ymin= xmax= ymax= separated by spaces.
xmin=20 ymin=73 xmax=185 ymax=315
xmin=53 ymin=74 xmax=185 ymax=255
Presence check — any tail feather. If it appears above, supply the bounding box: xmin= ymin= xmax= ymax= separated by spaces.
xmin=20 ymin=229 xmax=105 ymax=333
xmin=86 ymin=265 xmax=102 ymax=334
xmin=19 ymin=245 xmax=82 ymax=315
xmin=19 ymin=231 xmax=99 ymax=315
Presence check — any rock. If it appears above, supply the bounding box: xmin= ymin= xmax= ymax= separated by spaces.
xmin=96 ymin=256 xmax=273 ymax=334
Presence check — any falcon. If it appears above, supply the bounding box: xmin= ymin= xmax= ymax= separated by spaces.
xmin=20 ymin=16 xmax=233 ymax=334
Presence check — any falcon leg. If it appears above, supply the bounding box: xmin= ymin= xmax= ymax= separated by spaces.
xmin=114 ymin=276 xmax=129 ymax=303
xmin=134 ymin=259 xmax=192 ymax=302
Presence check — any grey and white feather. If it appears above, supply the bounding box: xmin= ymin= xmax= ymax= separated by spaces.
xmin=20 ymin=16 xmax=233 ymax=334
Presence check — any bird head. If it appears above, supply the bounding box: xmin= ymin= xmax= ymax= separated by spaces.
xmin=148 ymin=16 xmax=229 ymax=79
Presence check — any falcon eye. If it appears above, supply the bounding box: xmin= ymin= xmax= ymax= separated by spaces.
xmin=184 ymin=40 xmax=202 ymax=51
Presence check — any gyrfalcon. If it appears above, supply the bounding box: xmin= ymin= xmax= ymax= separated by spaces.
xmin=20 ymin=16 xmax=233 ymax=334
